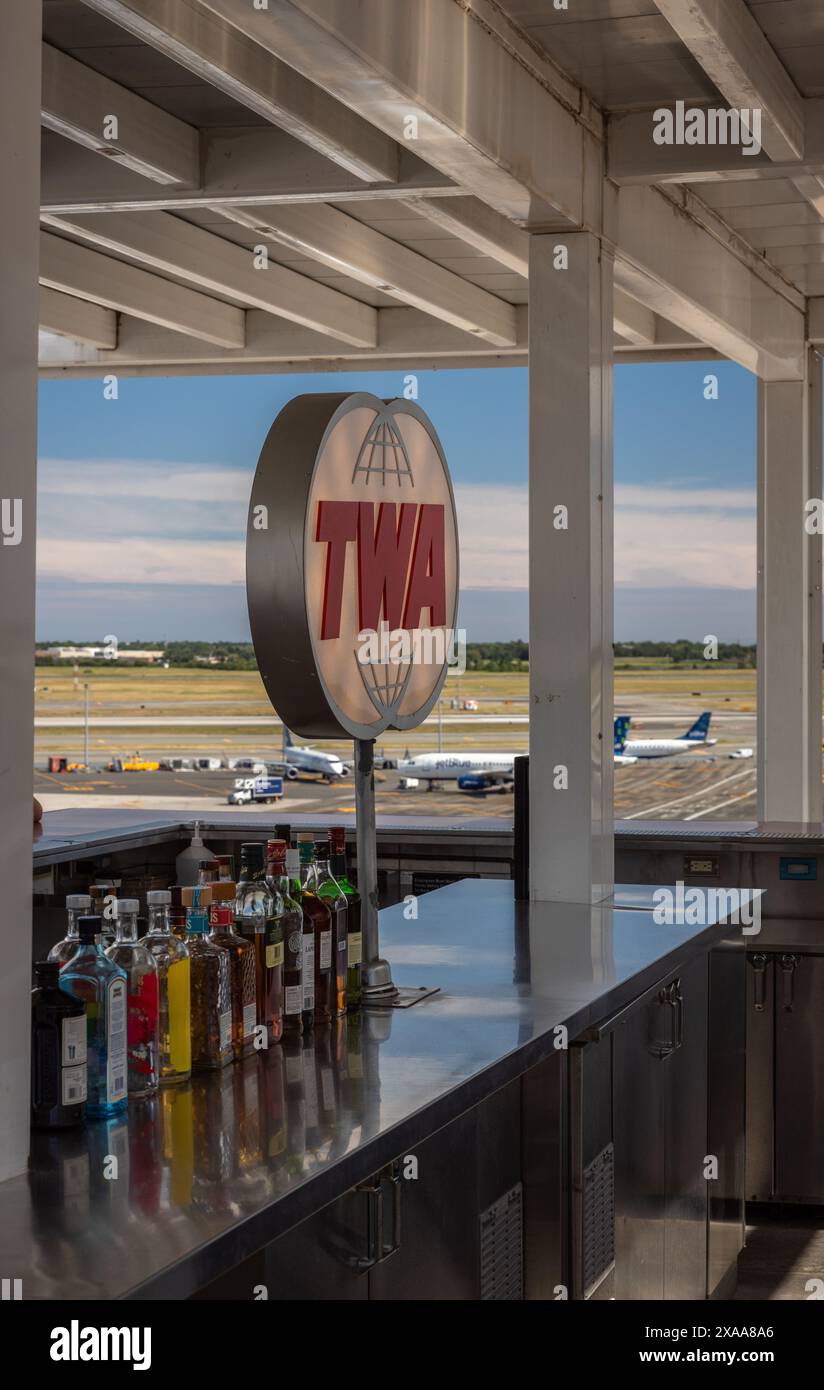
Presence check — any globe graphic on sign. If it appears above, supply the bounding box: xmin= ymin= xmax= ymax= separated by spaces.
xmin=352 ymin=409 xmax=417 ymax=722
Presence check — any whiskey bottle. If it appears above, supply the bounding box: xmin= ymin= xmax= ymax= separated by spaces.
xmin=31 ymin=961 xmax=87 ymax=1129
xmin=208 ymin=896 xmax=257 ymax=1060
xmin=297 ymin=835 xmax=333 ymax=1026
xmin=314 ymin=840 xmax=348 ymax=1016
xmin=169 ymin=885 xmax=187 ymax=940
xmin=47 ymin=893 xmax=93 ymax=967
xmin=236 ymin=842 xmax=283 ymax=1045
xmin=287 ymin=846 xmax=315 ymax=1031
xmin=183 ymin=885 xmax=233 ymax=1071
xmin=329 ymin=827 xmax=362 ymax=1010
xmin=266 ymin=840 xmax=303 ymax=1037
xmin=60 ymin=918 xmax=128 ymax=1118
xmin=144 ymin=890 xmax=191 ymax=1086
xmin=105 ymin=901 xmax=160 ymax=1099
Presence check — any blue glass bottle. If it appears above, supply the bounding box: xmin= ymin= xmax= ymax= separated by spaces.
xmin=60 ymin=916 xmax=128 ymax=1118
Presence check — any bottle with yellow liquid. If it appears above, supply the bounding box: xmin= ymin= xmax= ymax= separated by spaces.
xmin=144 ymin=890 xmax=191 ymax=1086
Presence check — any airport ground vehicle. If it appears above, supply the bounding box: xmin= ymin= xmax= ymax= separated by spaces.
xmin=227 ymin=776 xmax=284 ymax=805
xmin=109 ymin=758 xmax=160 ymax=773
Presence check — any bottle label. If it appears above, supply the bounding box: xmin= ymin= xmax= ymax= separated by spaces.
xmin=62 ymin=1063 xmax=87 ymax=1106
xmin=219 ymin=1009 xmax=232 ymax=1054
xmin=167 ymin=957 xmax=192 ymax=1075
xmin=347 ymin=932 xmax=363 ymax=966
xmin=303 ymin=935 xmax=315 ymax=1011
xmin=266 ymin=940 xmax=284 ymax=969
xmin=319 ymin=930 xmax=332 ymax=971
xmin=62 ymin=1013 xmax=87 ymax=1067
xmin=284 ymin=985 xmax=302 ymax=1016
xmin=242 ymin=1001 xmax=256 ymax=1040
xmin=107 ymin=976 xmax=128 ymax=1103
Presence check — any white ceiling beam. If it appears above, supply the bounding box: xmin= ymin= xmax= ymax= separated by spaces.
xmin=41 ymin=210 xmax=378 ymax=347
xmin=39 ymin=231 xmax=246 ymax=347
xmin=77 ymin=0 xmax=397 ymax=182
xmin=195 ymin=0 xmax=588 ymax=224
xmin=612 ymin=290 xmax=656 ymax=348
xmin=403 ymin=196 xmax=530 ymax=276
xmin=39 ymin=286 xmax=118 ymax=349
xmin=41 ymin=128 xmax=454 ymax=213
xmin=809 ymin=300 xmax=824 ymax=345
xmin=42 ymin=42 xmax=199 ymax=186
xmin=220 ymin=202 xmax=517 ymax=347
xmin=652 ymin=0 xmax=804 ymax=161
xmin=613 ymin=184 xmax=805 ymax=380
xmin=609 ymin=99 xmax=824 ymax=186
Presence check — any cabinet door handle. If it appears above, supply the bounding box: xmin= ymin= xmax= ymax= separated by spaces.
xmin=778 ymin=954 xmax=799 ymax=1011
xmin=751 ymin=953 xmax=768 ymax=1012
xmin=355 ymin=1175 xmax=384 ymax=1271
xmin=379 ymin=1160 xmax=402 ymax=1262
xmin=672 ymin=979 xmax=684 ymax=1051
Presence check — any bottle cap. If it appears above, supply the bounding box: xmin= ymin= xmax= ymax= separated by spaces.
xmin=329 ymin=826 xmax=346 ymax=853
xmin=266 ymin=838 xmax=286 ymax=859
xmin=182 ymin=884 xmax=213 ymax=906
xmin=274 ymin=824 xmax=291 ymax=843
xmin=210 ymin=880 xmax=236 ymax=902
xmin=240 ymin=841 xmax=265 ymax=868
xmin=298 ymin=839 xmax=314 ymax=863
xmin=313 ymin=839 xmax=329 ymax=858
xmin=77 ymin=916 xmax=100 ymax=943
xmin=66 ymin=894 xmax=92 ymax=910
xmin=116 ymin=898 xmax=139 ymax=914
xmin=286 ymin=847 xmax=299 ymax=871
xmin=209 ymin=905 xmax=233 ymax=928
xmin=296 ymin=831 xmax=314 ymax=842
xmin=147 ymin=890 xmax=171 ymax=905
xmin=35 ymin=960 xmax=60 ymax=983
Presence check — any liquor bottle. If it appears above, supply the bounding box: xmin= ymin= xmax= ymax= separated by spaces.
xmin=60 ymin=918 xmax=128 ymax=1119
xmin=236 ymin=842 xmax=283 ymax=1045
xmin=297 ymin=835 xmax=333 ymax=1026
xmin=208 ymin=893 xmax=257 ymax=1060
xmin=105 ymin=901 xmax=160 ymax=1099
xmin=31 ymin=961 xmax=87 ymax=1129
xmin=287 ymin=846 xmax=315 ymax=1031
xmin=266 ymin=840 xmax=303 ymax=1036
xmin=47 ymin=893 xmax=93 ymax=966
xmin=144 ymin=890 xmax=191 ymax=1086
xmin=329 ymin=827 xmax=363 ymax=1010
xmin=215 ymin=854 xmax=233 ymax=882
xmin=198 ymin=859 xmax=220 ymax=885
xmin=183 ymin=885 xmax=233 ymax=1071
xmin=314 ymin=840 xmax=348 ymax=1016
xmin=169 ymin=885 xmax=187 ymax=940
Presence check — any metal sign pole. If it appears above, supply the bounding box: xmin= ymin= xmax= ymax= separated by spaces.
xmin=355 ymin=737 xmax=397 ymax=1000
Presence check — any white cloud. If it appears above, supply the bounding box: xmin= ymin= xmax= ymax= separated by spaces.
xmin=38 ymin=458 xmax=250 ymax=504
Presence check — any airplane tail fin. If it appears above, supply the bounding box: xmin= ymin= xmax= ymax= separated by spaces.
xmin=684 ymin=711 xmax=711 ymax=741
xmin=282 ymin=726 xmax=294 ymax=748
xmin=614 ymin=716 xmax=631 ymax=754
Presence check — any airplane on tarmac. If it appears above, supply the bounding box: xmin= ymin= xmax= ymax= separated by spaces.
xmin=276 ymin=728 xmax=350 ymax=782
xmin=396 ymin=749 xmax=517 ymax=791
xmin=613 ymin=711 xmax=715 ymax=760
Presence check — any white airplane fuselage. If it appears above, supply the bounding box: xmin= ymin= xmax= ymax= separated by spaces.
xmin=622 ymin=736 xmax=715 ymax=759
xmin=397 ymin=752 xmax=516 ymax=782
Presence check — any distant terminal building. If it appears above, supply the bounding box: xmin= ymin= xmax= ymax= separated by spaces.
xmin=36 ymin=647 xmax=165 ymax=664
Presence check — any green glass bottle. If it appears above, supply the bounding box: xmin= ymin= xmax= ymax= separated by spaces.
xmin=314 ymin=840 xmax=347 ymax=1017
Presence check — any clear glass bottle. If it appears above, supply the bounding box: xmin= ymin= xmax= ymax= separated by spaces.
xmin=236 ymin=842 xmax=283 ymax=1045
xmin=48 ymin=893 xmax=93 ymax=966
xmin=267 ymin=840 xmax=303 ymax=1037
xmin=169 ymin=885 xmax=187 ymax=941
xmin=287 ymin=846 xmax=315 ymax=1031
xmin=329 ymin=827 xmax=362 ymax=1010
xmin=184 ymin=886 xmax=233 ymax=1072
xmin=314 ymin=840 xmax=348 ymax=1017
xmin=297 ymin=835 xmax=333 ymax=1026
xmin=31 ymin=960 xmax=87 ymax=1129
xmin=144 ymin=890 xmax=191 ymax=1086
xmin=60 ymin=917 xmax=128 ymax=1119
xmin=208 ymin=897 xmax=257 ymax=1060
xmin=105 ymin=900 xmax=160 ymax=1099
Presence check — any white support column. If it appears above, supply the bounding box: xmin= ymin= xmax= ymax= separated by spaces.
xmin=757 ymin=349 xmax=824 ymax=825
xmin=0 ymin=0 xmax=41 ymax=1181
xmin=528 ymin=233 xmax=614 ymax=903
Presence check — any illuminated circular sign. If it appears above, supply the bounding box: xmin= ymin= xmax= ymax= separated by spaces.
xmin=246 ymin=393 xmax=459 ymax=740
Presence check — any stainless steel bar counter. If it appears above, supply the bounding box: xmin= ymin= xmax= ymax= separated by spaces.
xmin=8 ymin=875 xmax=759 ymax=1301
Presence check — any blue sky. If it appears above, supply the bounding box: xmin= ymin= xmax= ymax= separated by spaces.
xmin=36 ymin=359 xmax=758 ymax=642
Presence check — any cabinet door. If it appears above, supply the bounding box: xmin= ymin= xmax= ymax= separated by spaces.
xmin=664 ymin=954 xmax=708 ymax=1301
xmin=264 ymin=1188 xmax=370 ymax=1300
xmin=612 ymin=993 xmax=668 ymax=1300
xmin=775 ymin=953 xmax=824 ymax=1202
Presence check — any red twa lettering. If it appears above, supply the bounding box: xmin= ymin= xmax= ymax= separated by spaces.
xmin=357 ymin=502 xmax=417 ymax=631
xmin=314 ymin=499 xmax=447 ymax=638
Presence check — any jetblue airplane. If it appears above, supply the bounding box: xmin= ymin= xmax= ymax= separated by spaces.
xmin=277 ymin=728 xmax=349 ymax=782
xmin=614 ymin=711 xmax=714 ymax=760
xmin=613 ymin=717 xmax=638 ymax=766
xmin=396 ymin=750 xmax=517 ymax=791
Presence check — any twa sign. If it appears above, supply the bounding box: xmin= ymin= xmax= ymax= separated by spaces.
xmin=247 ymin=393 xmax=459 ymax=740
